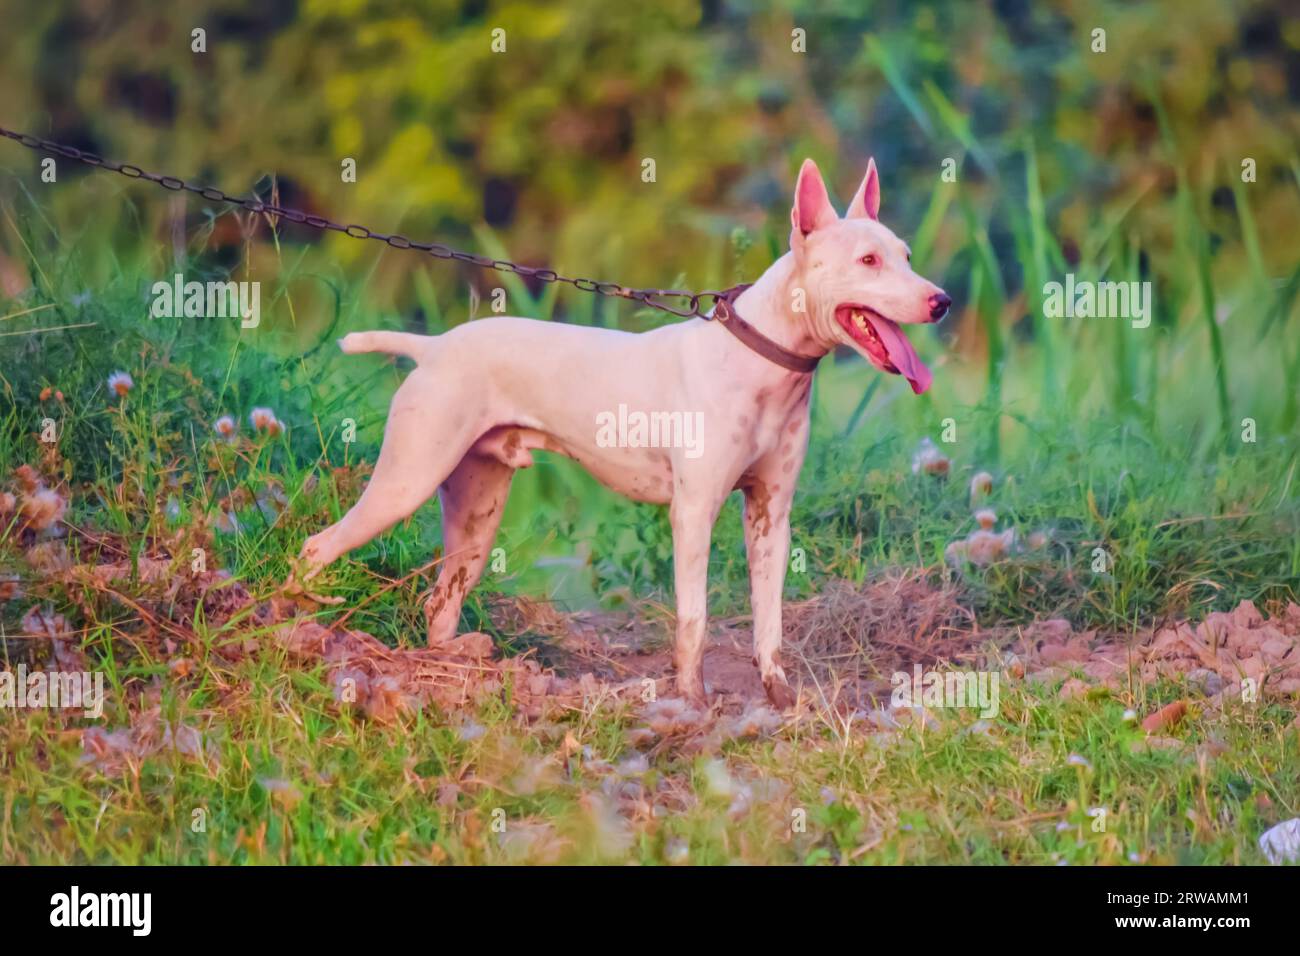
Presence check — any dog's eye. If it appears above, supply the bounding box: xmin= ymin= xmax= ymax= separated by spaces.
xmin=862 ymin=253 xmax=880 ymax=267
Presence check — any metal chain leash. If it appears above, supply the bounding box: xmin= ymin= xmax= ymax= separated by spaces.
xmin=0 ymin=125 xmax=729 ymax=319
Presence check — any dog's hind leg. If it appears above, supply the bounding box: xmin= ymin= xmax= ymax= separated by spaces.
xmin=425 ymin=450 xmax=515 ymax=646
xmin=298 ymin=371 xmax=484 ymax=577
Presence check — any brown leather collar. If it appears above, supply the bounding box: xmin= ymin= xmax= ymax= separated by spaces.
xmin=711 ymin=285 xmax=822 ymax=374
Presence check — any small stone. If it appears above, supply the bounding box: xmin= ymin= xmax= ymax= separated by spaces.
xmin=443 ymin=631 xmax=495 ymax=658
xmin=1185 ymin=668 xmax=1224 ymax=697
xmin=1058 ymin=678 xmax=1090 ymax=701
xmin=1258 ymin=818 xmax=1300 ymax=865
xmin=1040 ymin=642 xmax=1090 ymax=665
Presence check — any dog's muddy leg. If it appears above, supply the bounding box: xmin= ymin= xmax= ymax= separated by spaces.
xmin=299 ymin=372 xmax=482 ymax=577
xmin=425 ymin=451 xmax=514 ymax=645
xmin=669 ymin=490 xmax=722 ymax=706
xmin=743 ymin=479 xmax=797 ymax=709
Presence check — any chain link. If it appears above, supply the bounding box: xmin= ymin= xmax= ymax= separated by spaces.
xmin=0 ymin=125 xmax=728 ymax=319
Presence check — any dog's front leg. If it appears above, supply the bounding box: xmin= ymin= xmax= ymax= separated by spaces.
xmin=669 ymin=491 xmax=722 ymax=706
xmin=743 ymin=480 xmax=797 ymax=709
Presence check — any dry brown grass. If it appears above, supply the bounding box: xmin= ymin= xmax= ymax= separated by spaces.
xmin=782 ymin=569 xmax=982 ymax=703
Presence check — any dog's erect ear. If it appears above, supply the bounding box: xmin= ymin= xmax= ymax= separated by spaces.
xmin=846 ymin=158 xmax=881 ymax=221
xmin=790 ymin=159 xmax=838 ymax=240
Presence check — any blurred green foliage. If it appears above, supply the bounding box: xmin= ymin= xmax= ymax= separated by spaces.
xmin=1 ymin=0 xmax=1297 ymax=313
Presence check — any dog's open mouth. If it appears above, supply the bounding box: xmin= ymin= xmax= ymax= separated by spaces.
xmin=835 ymin=305 xmax=932 ymax=394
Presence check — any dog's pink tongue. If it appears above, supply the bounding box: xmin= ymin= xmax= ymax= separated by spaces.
xmin=874 ymin=318 xmax=932 ymax=394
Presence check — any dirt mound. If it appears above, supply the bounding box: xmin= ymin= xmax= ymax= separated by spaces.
xmin=11 ymin=519 xmax=1298 ymax=733
xmin=1016 ymin=599 xmax=1300 ymax=706
xmin=271 ymin=617 xmax=594 ymax=721
xmin=782 ymin=570 xmax=977 ymax=702
xmin=489 ymin=570 xmax=980 ymax=710
xmin=488 ymin=582 xmax=1300 ymax=715
xmin=485 ymin=595 xmax=770 ymax=705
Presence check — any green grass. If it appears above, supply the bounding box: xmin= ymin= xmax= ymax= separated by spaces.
xmin=5 ymin=641 xmax=1296 ymax=864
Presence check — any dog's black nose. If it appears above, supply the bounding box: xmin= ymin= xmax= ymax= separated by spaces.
xmin=928 ymin=292 xmax=951 ymax=321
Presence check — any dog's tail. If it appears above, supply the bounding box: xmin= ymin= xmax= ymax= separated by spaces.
xmin=338 ymin=330 xmax=430 ymax=363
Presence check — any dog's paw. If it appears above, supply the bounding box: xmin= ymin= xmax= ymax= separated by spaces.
xmin=675 ymin=680 xmax=709 ymax=711
xmin=762 ymin=674 xmax=797 ymax=711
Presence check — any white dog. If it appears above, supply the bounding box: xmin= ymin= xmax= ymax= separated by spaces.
xmin=297 ymin=158 xmax=949 ymax=708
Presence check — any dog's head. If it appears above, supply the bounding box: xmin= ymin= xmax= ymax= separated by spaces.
xmin=787 ymin=158 xmax=948 ymax=394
